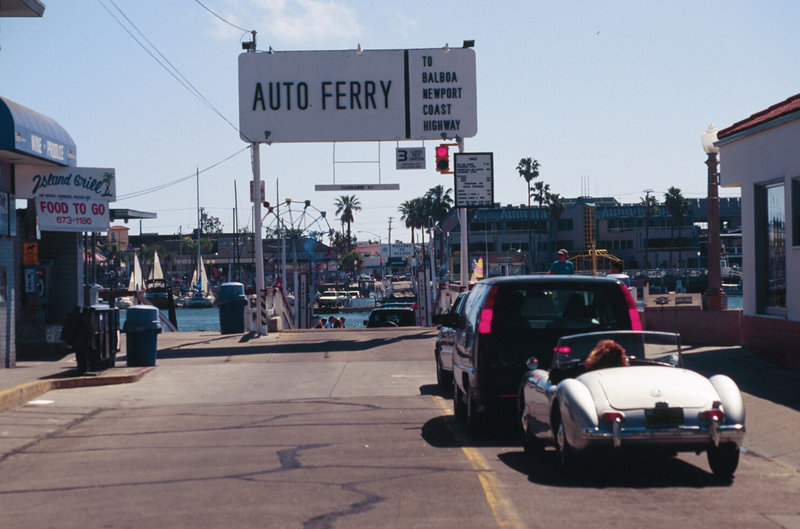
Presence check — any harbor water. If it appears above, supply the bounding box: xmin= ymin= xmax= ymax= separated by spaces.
xmin=120 ymin=294 xmax=743 ymax=332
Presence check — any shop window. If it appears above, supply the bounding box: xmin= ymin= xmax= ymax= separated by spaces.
xmin=755 ymin=182 xmax=786 ymax=313
xmin=793 ymin=178 xmax=800 ymax=247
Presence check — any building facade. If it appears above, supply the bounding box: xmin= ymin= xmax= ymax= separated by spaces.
xmin=716 ymin=93 xmax=800 ymax=367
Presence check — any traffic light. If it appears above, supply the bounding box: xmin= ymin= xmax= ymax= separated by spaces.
xmin=435 ymin=145 xmax=450 ymax=173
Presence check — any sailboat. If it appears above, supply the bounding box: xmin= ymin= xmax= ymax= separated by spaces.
xmin=185 ymin=167 xmax=214 ymax=309
xmin=116 ymin=254 xmax=143 ymax=309
xmin=145 ymin=250 xmax=170 ymax=309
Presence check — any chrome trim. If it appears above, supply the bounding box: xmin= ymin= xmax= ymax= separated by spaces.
xmin=452 ymin=360 xmax=477 ymax=374
xmin=710 ymin=417 xmax=720 ymax=447
xmin=612 ymin=418 xmax=622 ymax=448
xmin=581 ymin=424 xmax=745 ymax=445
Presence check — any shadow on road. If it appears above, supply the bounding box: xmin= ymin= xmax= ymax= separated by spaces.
xmin=499 ymin=449 xmax=733 ymax=488
xmin=682 ymin=346 xmax=800 ymax=413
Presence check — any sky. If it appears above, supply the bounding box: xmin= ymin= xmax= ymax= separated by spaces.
xmin=2 ymin=0 xmax=799 ymax=245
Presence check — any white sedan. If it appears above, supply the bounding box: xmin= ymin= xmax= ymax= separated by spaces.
xmin=518 ymin=330 xmax=746 ymax=479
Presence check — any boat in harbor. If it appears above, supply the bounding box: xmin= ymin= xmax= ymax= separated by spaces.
xmin=145 ymin=251 xmax=170 ymax=309
xmin=185 ymin=168 xmax=214 ymax=309
xmin=116 ymin=254 xmax=142 ymax=309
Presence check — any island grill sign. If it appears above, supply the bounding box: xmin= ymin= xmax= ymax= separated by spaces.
xmin=14 ymin=166 xmax=116 ymax=232
xmin=238 ymin=47 xmax=477 ymax=143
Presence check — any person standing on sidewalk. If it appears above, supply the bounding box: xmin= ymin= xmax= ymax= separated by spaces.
xmin=549 ymin=249 xmax=575 ymax=275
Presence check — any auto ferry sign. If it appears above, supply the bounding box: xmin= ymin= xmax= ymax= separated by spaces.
xmin=15 ymin=166 xmax=115 ymax=232
xmin=238 ymin=47 xmax=477 ymax=143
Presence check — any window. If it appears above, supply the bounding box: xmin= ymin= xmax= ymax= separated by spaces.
xmin=755 ymin=182 xmax=786 ymax=312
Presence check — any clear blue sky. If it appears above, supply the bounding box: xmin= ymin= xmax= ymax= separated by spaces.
xmin=2 ymin=1 xmax=797 ymax=243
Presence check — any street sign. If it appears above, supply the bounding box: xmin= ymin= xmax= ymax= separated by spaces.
xmin=396 ymin=147 xmax=426 ymax=170
xmin=35 ymin=196 xmax=110 ymax=232
xmin=381 ymin=243 xmax=414 ymax=258
xmin=15 ymin=166 xmax=116 ymax=201
xmin=454 ymin=152 xmax=494 ymax=208
xmin=315 ymin=184 xmax=399 ymax=191
xmin=238 ymin=47 xmax=477 ymax=143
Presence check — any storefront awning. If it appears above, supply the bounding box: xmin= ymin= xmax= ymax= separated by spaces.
xmin=0 ymin=96 xmax=76 ymax=166
xmin=0 ymin=0 xmax=45 ymax=17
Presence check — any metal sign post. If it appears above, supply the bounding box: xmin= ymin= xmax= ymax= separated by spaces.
xmin=251 ymin=143 xmax=266 ymax=334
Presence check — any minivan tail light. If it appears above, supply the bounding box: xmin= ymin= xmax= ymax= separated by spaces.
xmin=620 ymin=283 xmax=642 ymax=331
xmin=478 ymin=286 xmax=498 ymax=334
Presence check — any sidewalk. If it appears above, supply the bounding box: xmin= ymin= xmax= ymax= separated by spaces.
xmin=1 ymin=332 xmax=799 ymax=473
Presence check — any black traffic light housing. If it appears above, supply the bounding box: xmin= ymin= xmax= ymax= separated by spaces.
xmin=435 ymin=144 xmax=450 ymax=174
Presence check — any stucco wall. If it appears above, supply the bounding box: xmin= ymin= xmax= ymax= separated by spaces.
xmin=718 ymin=117 xmax=800 ymax=322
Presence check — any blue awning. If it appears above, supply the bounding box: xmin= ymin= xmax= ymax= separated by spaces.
xmin=0 ymin=96 xmax=76 ymax=166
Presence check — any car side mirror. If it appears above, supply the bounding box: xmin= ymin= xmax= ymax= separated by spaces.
xmin=432 ymin=313 xmax=443 ymax=325
xmin=442 ymin=312 xmax=460 ymax=328
xmin=526 ymin=356 xmax=539 ymax=370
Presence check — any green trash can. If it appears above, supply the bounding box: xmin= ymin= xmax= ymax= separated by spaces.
xmin=216 ymin=282 xmax=248 ymax=334
xmin=123 ymin=306 xmax=162 ymax=366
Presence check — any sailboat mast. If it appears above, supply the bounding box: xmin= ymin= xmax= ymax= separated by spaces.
xmin=196 ymin=167 xmax=202 ymax=291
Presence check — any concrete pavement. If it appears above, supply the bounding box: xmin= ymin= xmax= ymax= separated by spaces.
xmin=1 ymin=329 xmax=799 ymax=473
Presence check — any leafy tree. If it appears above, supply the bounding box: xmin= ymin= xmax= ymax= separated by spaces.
xmin=640 ymin=191 xmax=659 ymax=268
xmin=199 ymin=208 xmax=223 ymax=234
xmin=424 ymin=185 xmax=453 ymax=223
xmin=339 ymin=250 xmax=364 ymax=276
xmin=530 ymin=180 xmax=550 ymax=269
xmin=664 ymin=186 xmax=689 ymax=269
xmin=517 ymin=157 xmax=541 ymax=269
xmin=334 ymin=195 xmax=361 ymax=251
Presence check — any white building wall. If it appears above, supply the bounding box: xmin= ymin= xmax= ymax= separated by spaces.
xmin=719 ymin=117 xmax=800 ymax=321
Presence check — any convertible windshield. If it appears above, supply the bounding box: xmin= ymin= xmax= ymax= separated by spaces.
xmin=552 ymin=331 xmax=681 ymax=370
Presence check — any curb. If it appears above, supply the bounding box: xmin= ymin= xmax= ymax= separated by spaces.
xmin=0 ymin=366 xmax=156 ymax=412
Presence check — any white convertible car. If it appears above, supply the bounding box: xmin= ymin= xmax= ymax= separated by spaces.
xmin=518 ymin=330 xmax=746 ymax=479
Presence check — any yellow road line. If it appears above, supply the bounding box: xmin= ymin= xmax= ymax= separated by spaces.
xmin=432 ymin=396 xmax=525 ymax=529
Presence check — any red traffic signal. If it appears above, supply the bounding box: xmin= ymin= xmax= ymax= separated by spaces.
xmin=435 ymin=145 xmax=450 ymax=173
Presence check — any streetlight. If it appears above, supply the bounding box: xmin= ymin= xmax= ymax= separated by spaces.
xmin=701 ymin=124 xmax=727 ymax=310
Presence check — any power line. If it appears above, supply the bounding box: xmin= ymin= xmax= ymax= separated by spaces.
xmin=117 ymin=145 xmax=250 ymax=201
xmin=96 ymin=0 xmax=241 ymax=135
xmin=192 ymin=0 xmax=251 ymax=33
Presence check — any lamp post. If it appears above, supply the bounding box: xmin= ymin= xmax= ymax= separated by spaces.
xmin=701 ymin=124 xmax=727 ymax=310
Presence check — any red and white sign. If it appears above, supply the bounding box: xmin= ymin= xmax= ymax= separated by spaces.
xmin=35 ymin=197 xmax=109 ymax=232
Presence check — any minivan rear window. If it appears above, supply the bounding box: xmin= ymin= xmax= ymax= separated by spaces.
xmin=492 ymin=285 xmax=626 ymax=332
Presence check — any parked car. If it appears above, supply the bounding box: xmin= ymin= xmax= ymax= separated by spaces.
xmin=451 ymin=275 xmax=641 ymax=430
xmin=518 ymin=330 xmax=745 ymax=479
xmin=364 ymin=307 xmax=416 ymax=328
xmin=435 ymin=291 xmax=468 ymax=388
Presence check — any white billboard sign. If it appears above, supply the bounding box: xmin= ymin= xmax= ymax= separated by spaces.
xmin=396 ymin=147 xmax=426 ymax=170
xmin=454 ymin=152 xmax=494 ymax=208
xmin=238 ymin=47 xmax=477 ymax=143
xmin=15 ymin=166 xmax=116 ymax=201
xmin=380 ymin=243 xmax=414 ymax=258
xmin=35 ymin=196 xmax=110 ymax=232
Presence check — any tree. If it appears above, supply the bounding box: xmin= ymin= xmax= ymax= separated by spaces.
xmin=546 ymin=192 xmax=565 ymax=257
xmin=640 ymin=191 xmax=659 ymax=268
xmin=424 ymin=185 xmax=453 ymax=223
xmin=339 ymin=250 xmax=365 ymax=276
xmin=199 ymin=208 xmax=223 ymax=234
xmin=664 ymin=186 xmax=689 ymax=269
xmin=530 ymin=180 xmax=550 ymax=270
xmin=398 ymin=198 xmax=426 ymax=245
xmin=517 ymin=157 xmax=541 ymax=269
xmin=334 ymin=195 xmax=361 ymax=251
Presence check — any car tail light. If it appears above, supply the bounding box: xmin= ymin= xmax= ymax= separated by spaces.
xmin=553 ymin=346 xmax=572 ymax=354
xmin=619 ymin=283 xmax=642 ymax=331
xmin=701 ymin=409 xmax=724 ymax=421
xmin=478 ymin=286 xmax=498 ymax=335
xmin=601 ymin=412 xmax=624 ymax=423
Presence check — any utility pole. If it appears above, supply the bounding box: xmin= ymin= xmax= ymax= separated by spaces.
xmin=387 ymin=217 xmax=393 ymax=277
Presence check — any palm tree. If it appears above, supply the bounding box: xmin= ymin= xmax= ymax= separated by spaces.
xmin=399 ymin=198 xmax=425 ymax=245
xmin=517 ymin=158 xmax=541 ymax=269
xmin=664 ymin=186 xmax=689 ymax=269
xmin=546 ymin=192 xmax=565 ymax=257
xmin=424 ymin=185 xmax=453 ymax=223
xmin=334 ymin=195 xmax=361 ymax=251
xmin=531 ymin=180 xmax=550 ymax=271
xmin=640 ymin=191 xmax=659 ymax=268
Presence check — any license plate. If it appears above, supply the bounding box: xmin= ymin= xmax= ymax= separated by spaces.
xmin=645 ymin=407 xmax=684 ymax=428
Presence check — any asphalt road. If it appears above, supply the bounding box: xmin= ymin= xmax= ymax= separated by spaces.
xmin=1 ymin=329 xmax=799 ymax=529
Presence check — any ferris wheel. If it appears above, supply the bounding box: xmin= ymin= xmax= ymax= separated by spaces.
xmin=261 ymin=199 xmax=334 ymax=243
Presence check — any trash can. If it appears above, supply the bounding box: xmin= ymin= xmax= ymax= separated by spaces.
xmin=216 ymin=282 xmax=248 ymax=334
xmin=63 ymin=304 xmax=120 ymax=374
xmin=123 ymin=305 xmax=162 ymax=366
